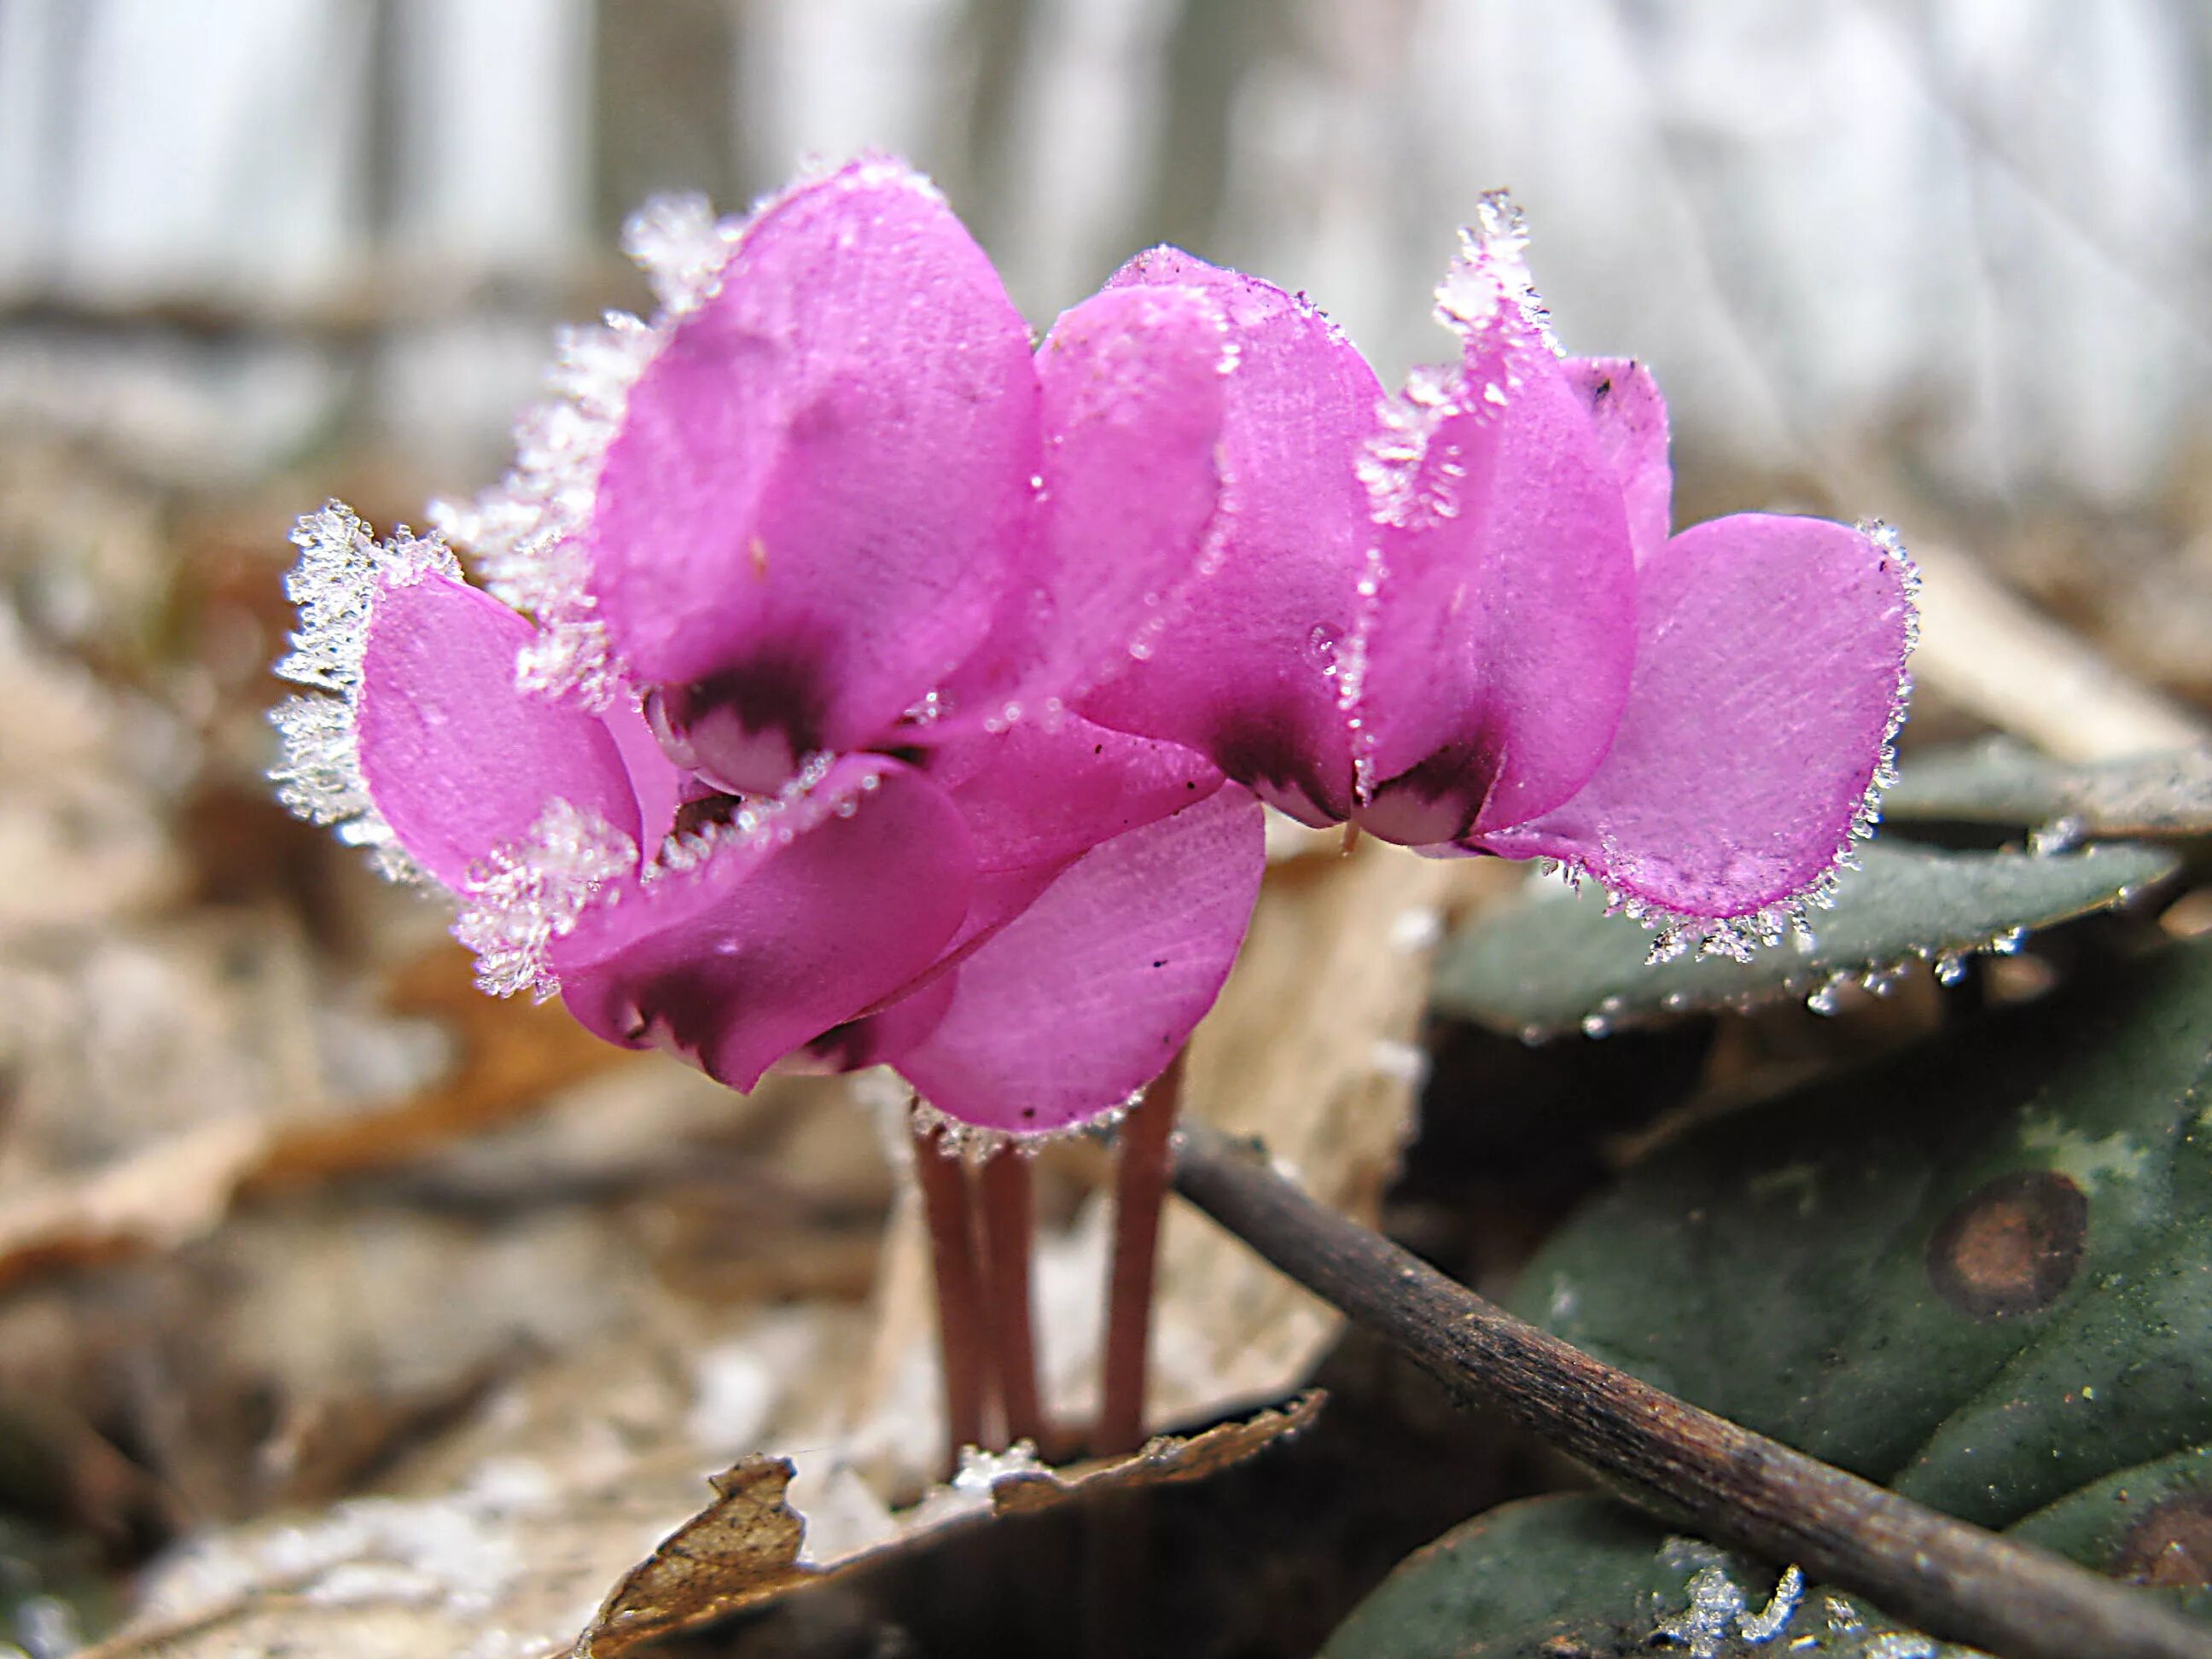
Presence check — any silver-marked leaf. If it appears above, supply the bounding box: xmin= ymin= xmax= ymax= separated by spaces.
xmin=1432 ymin=839 xmax=2177 ymax=1039
xmin=1884 ymin=738 xmax=2212 ymax=839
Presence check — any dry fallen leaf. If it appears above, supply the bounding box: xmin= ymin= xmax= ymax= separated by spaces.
xmin=572 ymin=1390 xmax=1324 ymax=1656
xmin=244 ymin=946 xmax=643 ymax=1192
xmin=78 ymin=1394 xmax=1322 ymax=1659
xmin=0 ymin=947 xmax=641 ymax=1292
xmin=0 ymin=1114 xmax=270 ymax=1293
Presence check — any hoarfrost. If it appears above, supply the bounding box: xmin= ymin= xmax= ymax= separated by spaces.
xmin=452 ymin=799 xmax=637 ymax=999
xmin=269 ymin=503 xmax=462 ymax=888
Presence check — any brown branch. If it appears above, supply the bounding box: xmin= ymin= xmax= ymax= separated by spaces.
xmin=1170 ymin=1121 xmax=2212 ymax=1659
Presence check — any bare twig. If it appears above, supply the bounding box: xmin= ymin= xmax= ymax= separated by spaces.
xmin=1171 ymin=1121 xmax=2212 ymax=1659
xmin=1098 ymin=1052 xmax=1185 ymax=1455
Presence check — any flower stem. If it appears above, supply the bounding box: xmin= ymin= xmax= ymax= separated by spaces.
xmin=1170 ymin=1120 xmax=2212 ymax=1659
xmin=978 ymin=1147 xmax=1046 ymax=1452
xmin=1097 ymin=1051 xmax=1185 ymax=1455
xmin=911 ymin=1119 xmax=987 ymax=1470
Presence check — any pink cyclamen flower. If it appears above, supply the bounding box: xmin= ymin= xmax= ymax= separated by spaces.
xmin=1082 ymin=195 xmax=1919 ymax=961
xmin=271 ymin=160 xmax=1276 ymax=1138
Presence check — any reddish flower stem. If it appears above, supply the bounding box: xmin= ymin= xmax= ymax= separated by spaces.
xmin=911 ymin=1121 xmax=988 ymax=1469
xmin=1096 ymin=1050 xmax=1185 ymax=1455
xmin=977 ymin=1148 xmax=1047 ymax=1452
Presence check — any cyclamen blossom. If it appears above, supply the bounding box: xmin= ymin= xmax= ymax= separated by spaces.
xmin=1084 ymin=196 xmax=1918 ymax=961
xmin=271 ymin=158 xmax=1277 ymax=1138
xmin=272 ymin=156 xmax=1917 ymax=1156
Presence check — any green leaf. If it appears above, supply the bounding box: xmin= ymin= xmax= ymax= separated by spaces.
xmin=1507 ymin=935 xmax=2212 ymax=1530
xmin=1319 ymin=1494 xmax=1982 ymax=1659
xmin=1884 ymin=739 xmax=2212 ymax=838
xmin=1328 ymin=941 xmax=2212 ymax=1656
xmin=1431 ymin=839 xmax=2177 ymax=1039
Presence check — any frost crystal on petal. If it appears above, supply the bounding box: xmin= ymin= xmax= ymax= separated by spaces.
xmin=1543 ymin=520 xmax=1921 ymax=968
xmin=908 ymin=1081 xmax=1140 ymax=1159
xmin=452 ymin=800 xmax=637 ymax=999
xmin=276 ymin=502 xmax=458 ymax=692
xmin=1357 ymin=365 xmax=1462 ymax=533
xmin=432 ymin=196 xmax=748 ymax=713
xmin=270 ymin=503 xmax=460 ymax=887
xmin=1434 ymin=189 xmax=1558 ymax=355
xmin=640 ymin=748 xmax=848 ymax=883
xmin=431 ymin=312 xmax=662 ymax=712
xmin=622 ymin=193 xmax=743 ymax=314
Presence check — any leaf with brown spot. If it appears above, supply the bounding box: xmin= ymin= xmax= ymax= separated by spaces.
xmin=1924 ymin=1169 xmax=2089 ymax=1319
xmin=1510 ymin=936 xmax=2212 ymax=1537
xmin=1435 ymin=839 xmax=2180 ymax=1039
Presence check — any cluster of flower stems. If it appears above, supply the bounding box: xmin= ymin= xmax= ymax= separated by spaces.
xmin=913 ymin=1056 xmax=1184 ymax=1468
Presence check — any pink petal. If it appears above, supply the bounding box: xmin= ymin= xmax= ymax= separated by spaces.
xmin=589 ymin=159 xmax=1041 ymax=789
xmin=847 ymin=716 xmax=1223 ymax=1016
xmin=1080 ymin=250 xmax=1382 ymax=826
xmin=894 ymin=786 xmax=1266 ymax=1134
xmin=928 ymin=714 xmax=1224 ymax=874
xmin=784 ymin=971 xmax=958 ymax=1074
xmin=1565 ymin=358 xmax=1671 ymax=564
xmin=1474 ymin=515 xmax=1917 ymax=922
xmin=937 ymin=282 xmax=1231 ymax=720
xmin=553 ymin=759 xmax=976 ymax=1091
xmin=601 ymin=691 xmax=687 ymax=851
xmin=356 ymin=573 xmax=640 ymax=888
xmin=1351 ymin=300 xmax=1638 ymax=847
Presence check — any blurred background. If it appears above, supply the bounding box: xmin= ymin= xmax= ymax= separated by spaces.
xmin=4 ymin=0 xmax=2211 ymax=693
xmin=5 ymin=0 xmax=2212 ymax=504
xmin=0 ymin=3 xmax=2206 ymax=1656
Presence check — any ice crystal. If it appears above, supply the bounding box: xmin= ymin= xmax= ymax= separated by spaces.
xmin=452 ymin=799 xmax=637 ymax=999
xmin=270 ymin=504 xmax=460 ymax=887
xmin=622 ymin=192 xmax=744 ymax=314
xmin=1433 ymin=189 xmax=1558 ymax=355
xmin=1650 ymin=1551 xmax=1807 ymax=1654
xmin=1739 ymin=1564 xmax=1804 ymax=1643
xmin=910 ymin=1082 xmax=1141 ymax=1160
xmin=1655 ymin=1562 xmax=1749 ymax=1657
xmin=1356 ymin=364 xmax=1462 ymax=533
xmin=1540 ymin=521 xmax=1921 ymax=969
xmin=431 ymin=311 xmax=661 ymax=711
xmin=2029 ymin=813 xmax=2085 ymax=856
xmin=431 ymin=189 xmax=748 ymax=712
